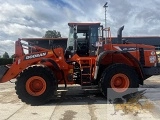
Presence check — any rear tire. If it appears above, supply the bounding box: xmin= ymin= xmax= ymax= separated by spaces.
xmin=100 ymin=63 xmax=139 ymax=100
xmin=15 ymin=65 xmax=57 ymax=105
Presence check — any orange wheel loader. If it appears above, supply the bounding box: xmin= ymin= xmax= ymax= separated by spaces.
xmin=0 ymin=22 xmax=160 ymax=105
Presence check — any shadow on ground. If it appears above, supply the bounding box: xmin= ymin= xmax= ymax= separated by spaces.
xmin=47 ymin=86 xmax=106 ymax=105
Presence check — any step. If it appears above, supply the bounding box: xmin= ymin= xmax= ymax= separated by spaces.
xmin=81 ymin=74 xmax=91 ymax=75
xmin=81 ymin=82 xmax=91 ymax=86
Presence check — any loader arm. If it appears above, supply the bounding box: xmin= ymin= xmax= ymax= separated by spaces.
xmin=0 ymin=51 xmax=55 ymax=83
xmin=0 ymin=39 xmax=67 ymax=83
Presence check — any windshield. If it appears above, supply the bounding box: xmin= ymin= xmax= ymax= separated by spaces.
xmin=67 ymin=26 xmax=74 ymax=48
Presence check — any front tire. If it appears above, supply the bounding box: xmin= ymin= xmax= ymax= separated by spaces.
xmin=100 ymin=63 xmax=139 ymax=100
xmin=15 ymin=65 xmax=57 ymax=105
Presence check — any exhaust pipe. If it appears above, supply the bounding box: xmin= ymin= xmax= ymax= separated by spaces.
xmin=117 ymin=26 xmax=124 ymax=44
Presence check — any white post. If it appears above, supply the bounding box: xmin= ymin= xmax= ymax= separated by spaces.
xmin=103 ymin=2 xmax=108 ymax=44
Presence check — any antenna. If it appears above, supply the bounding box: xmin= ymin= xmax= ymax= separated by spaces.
xmin=103 ymin=2 xmax=108 ymax=44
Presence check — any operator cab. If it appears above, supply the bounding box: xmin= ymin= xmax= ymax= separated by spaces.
xmin=65 ymin=22 xmax=103 ymax=58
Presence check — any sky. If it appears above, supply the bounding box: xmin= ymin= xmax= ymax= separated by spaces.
xmin=0 ymin=0 xmax=160 ymax=56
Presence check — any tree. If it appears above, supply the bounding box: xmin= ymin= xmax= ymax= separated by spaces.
xmin=3 ymin=52 xmax=9 ymax=59
xmin=44 ymin=30 xmax=61 ymax=38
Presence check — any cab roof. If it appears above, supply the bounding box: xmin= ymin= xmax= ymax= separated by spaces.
xmin=68 ymin=22 xmax=101 ymax=33
xmin=68 ymin=22 xmax=100 ymax=26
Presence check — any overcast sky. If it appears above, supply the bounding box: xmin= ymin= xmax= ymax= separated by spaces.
xmin=0 ymin=0 xmax=160 ymax=56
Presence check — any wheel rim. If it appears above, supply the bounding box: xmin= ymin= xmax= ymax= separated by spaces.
xmin=26 ymin=76 xmax=46 ymax=96
xmin=111 ymin=73 xmax=130 ymax=93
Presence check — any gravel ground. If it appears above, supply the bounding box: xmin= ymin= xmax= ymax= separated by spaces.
xmin=0 ymin=76 xmax=160 ymax=120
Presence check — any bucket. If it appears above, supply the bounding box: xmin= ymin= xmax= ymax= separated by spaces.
xmin=0 ymin=65 xmax=9 ymax=80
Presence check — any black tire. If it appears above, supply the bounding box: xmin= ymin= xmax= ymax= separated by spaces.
xmin=100 ymin=63 xmax=139 ymax=100
xmin=15 ymin=65 xmax=57 ymax=105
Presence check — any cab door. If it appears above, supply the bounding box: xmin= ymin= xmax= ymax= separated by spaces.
xmin=89 ymin=25 xmax=103 ymax=56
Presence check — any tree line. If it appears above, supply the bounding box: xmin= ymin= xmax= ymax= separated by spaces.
xmin=0 ymin=52 xmax=13 ymax=65
xmin=0 ymin=52 xmax=14 ymax=59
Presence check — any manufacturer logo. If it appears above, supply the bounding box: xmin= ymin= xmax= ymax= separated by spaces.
xmin=25 ymin=52 xmax=47 ymax=60
xmin=122 ymin=47 xmax=136 ymax=51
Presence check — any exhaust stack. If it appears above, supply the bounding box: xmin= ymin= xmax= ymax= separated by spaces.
xmin=117 ymin=26 xmax=124 ymax=44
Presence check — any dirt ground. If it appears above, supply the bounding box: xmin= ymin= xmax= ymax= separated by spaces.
xmin=0 ymin=76 xmax=160 ymax=120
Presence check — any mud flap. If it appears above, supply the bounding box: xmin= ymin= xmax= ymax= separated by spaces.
xmin=0 ymin=65 xmax=9 ymax=80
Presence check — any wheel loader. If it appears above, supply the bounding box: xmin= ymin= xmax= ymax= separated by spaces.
xmin=0 ymin=22 xmax=160 ymax=105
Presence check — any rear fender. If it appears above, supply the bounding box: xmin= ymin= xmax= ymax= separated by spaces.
xmin=122 ymin=52 xmax=146 ymax=84
xmin=94 ymin=51 xmax=116 ymax=80
xmin=94 ymin=51 xmax=145 ymax=85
